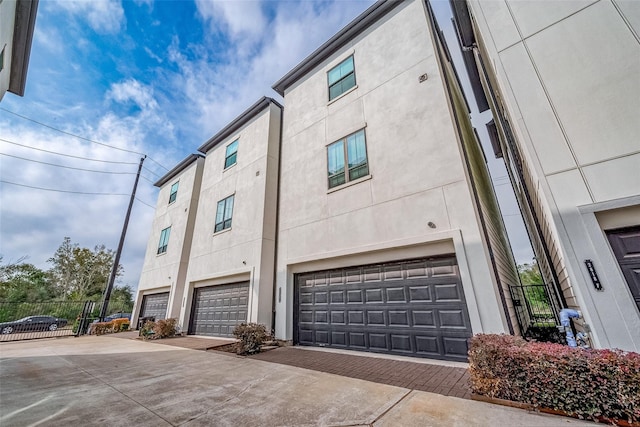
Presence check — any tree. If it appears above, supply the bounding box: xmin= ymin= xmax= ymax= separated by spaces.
xmin=0 ymin=257 xmax=57 ymax=303
xmin=48 ymin=238 xmax=123 ymax=301
xmin=110 ymin=284 xmax=134 ymax=308
xmin=518 ymin=261 xmax=544 ymax=285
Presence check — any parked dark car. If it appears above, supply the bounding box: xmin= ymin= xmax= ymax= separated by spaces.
xmin=0 ymin=316 xmax=68 ymax=334
xmin=92 ymin=313 xmax=132 ymax=324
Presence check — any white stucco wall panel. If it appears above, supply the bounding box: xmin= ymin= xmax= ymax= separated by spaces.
xmin=474 ymin=0 xmax=521 ymax=52
xmin=0 ymin=0 xmax=17 ymax=100
xmin=525 ymin=0 xmax=640 ymax=166
xmin=498 ymin=44 xmax=576 ymax=175
xmin=326 ymin=98 xmax=366 ymax=143
xmin=546 ymin=169 xmax=592 ymax=211
xmin=508 ymin=0 xmax=596 ymax=38
xmin=362 ymin=61 xmax=466 ymax=204
xmin=614 ymin=0 xmax=640 ymax=36
xmin=583 ymin=154 xmax=640 ymax=203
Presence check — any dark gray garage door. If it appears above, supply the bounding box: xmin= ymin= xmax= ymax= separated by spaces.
xmin=189 ymin=282 xmax=249 ymax=337
xmin=139 ymin=292 xmax=169 ymax=320
xmin=295 ymin=257 xmax=472 ymax=361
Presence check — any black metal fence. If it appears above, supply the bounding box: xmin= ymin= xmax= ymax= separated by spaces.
xmin=509 ymin=283 xmax=564 ymax=344
xmin=0 ymin=300 xmax=133 ymax=342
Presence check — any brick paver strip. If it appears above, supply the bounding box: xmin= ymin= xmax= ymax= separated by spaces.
xmin=251 ymin=347 xmax=471 ymax=399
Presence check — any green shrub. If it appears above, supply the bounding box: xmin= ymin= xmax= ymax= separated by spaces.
xmin=233 ymin=323 xmax=267 ymax=355
xmin=469 ymin=334 xmax=640 ymax=423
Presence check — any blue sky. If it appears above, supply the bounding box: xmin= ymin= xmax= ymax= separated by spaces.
xmin=0 ymin=0 xmax=532 ymax=292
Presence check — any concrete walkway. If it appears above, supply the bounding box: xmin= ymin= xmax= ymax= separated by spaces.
xmin=0 ymin=335 xmax=596 ymax=426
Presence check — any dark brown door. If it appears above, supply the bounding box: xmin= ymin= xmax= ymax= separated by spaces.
xmin=607 ymin=226 xmax=640 ymax=311
xmin=294 ymin=257 xmax=472 ymax=362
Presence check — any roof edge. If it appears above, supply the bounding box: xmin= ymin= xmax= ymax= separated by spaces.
xmin=197 ymin=96 xmax=283 ymax=154
xmin=154 ymin=153 xmax=204 ymax=187
xmin=9 ymin=0 xmax=39 ymax=96
xmin=271 ymin=0 xmax=403 ymax=96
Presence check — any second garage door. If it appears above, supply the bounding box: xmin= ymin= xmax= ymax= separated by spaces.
xmin=189 ymin=282 xmax=249 ymax=337
xmin=295 ymin=257 xmax=472 ymax=361
xmin=139 ymin=292 xmax=169 ymax=320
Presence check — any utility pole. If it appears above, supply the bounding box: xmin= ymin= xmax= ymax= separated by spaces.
xmin=100 ymin=155 xmax=146 ymax=320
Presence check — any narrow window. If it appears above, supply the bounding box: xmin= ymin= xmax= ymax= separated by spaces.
xmin=328 ymin=56 xmax=356 ymax=101
xmin=215 ymin=194 xmax=234 ymax=232
xmin=157 ymin=226 xmax=171 ymax=255
xmin=168 ymin=181 xmax=179 ymax=204
xmin=224 ymin=140 xmax=239 ymax=169
xmin=327 ymin=129 xmax=369 ymax=189
xmin=0 ymin=46 xmax=4 ymax=72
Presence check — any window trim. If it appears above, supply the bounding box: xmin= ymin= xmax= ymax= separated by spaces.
xmin=157 ymin=226 xmax=171 ymax=255
xmin=326 ymin=128 xmax=370 ymax=190
xmin=168 ymin=181 xmax=179 ymax=204
xmin=214 ymin=194 xmax=235 ymax=234
xmin=327 ymin=55 xmax=356 ymax=101
xmin=224 ymin=139 xmax=239 ymax=170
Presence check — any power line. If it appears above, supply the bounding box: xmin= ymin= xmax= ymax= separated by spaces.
xmin=1 ymin=180 xmax=156 ymax=209
xmin=0 ymin=107 xmax=169 ymax=171
xmin=0 ymin=138 xmax=139 ymax=165
xmin=135 ymin=197 xmax=155 ymax=209
xmin=139 ymin=174 xmax=157 ymax=185
xmin=142 ymin=165 xmax=161 ymax=178
xmin=0 ymin=152 xmax=137 ymax=175
xmin=0 ymin=180 xmax=130 ymax=196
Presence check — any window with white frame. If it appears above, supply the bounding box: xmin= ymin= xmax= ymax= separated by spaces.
xmin=327 ymin=129 xmax=369 ymax=189
xmin=157 ymin=226 xmax=171 ymax=255
xmin=215 ymin=194 xmax=234 ymax=232
xmin=328 ymin=56 xmax=356 ymax=101
xmin=168 ymin=181 xmax=179 ymax=204
xmin=224 ymin=140 xmax=239 ymax=169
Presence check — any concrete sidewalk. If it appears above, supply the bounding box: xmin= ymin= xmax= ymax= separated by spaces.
xmin=0 ymin=336 xmax=595 ymax=426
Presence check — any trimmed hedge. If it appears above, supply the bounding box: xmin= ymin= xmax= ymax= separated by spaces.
xmin=469 ymin=334 xmax=640 ymax=423
xmin=91 ymin=319 xmax=130 ymax=335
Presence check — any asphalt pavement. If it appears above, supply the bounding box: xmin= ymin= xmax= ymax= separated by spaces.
xmin=0 ymin=335 xmax=596 ymax=426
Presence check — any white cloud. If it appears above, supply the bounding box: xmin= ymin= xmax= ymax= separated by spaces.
xmin=195 ymin=0 xmax=267 ymax=42
xmin=58 ymin=0 xmax=125 ymax=34
xmin=107 ymin=79 xmax=159 ymax=111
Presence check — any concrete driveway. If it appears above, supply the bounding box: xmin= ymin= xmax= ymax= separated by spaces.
xmin=0 ymin=336 xmax=595 ymax=426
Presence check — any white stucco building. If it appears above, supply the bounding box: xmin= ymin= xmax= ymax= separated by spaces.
xmin=451 ymin=0 xmax=640 ymax=351
xmin=133 ymin=154 xmax=205 ymax=329
xmin=270 ymin=0 xmax=517 ymax=361
xmin=0 ymin=0 xmax=38 ymax=101
xmin=135 ymin=0 xmax=638 ymax=359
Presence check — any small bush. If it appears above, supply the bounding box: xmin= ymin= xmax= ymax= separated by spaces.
xmin=139 ymin=320 xmax=155 ymax=339
xmin=233 ymin=323 xmax=267 ymax=355
xmin=139 ymin=318 xmax=177 ymax=339
xmin=153 ymin=318 xmax=177 ymax=338
xmin=469 ymin=334 xmax=640 ymax=423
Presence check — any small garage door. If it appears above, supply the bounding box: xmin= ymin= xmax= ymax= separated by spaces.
xmin=295 ymin=257 xmax=472 ymax=361
xmin=189 ymin=282 xmax=249 ymax=337
xmin=139 ymin=292 xmax=169 ymax=320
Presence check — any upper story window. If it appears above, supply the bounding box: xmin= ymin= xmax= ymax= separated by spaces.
xmin=224 ymin=140 xmax=239 ymax=169
xmin=157 ymin=226 xmax=171 ymax=255
xmin=168 ymin=181 xmax=179 ymax=204
xmin=328 ymin=56 xmax=356 ymax=101
xmin=327 ymin=129 xmax=369 ymax=189
xmin=215 ymin=194 xmax=234 ymax=233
